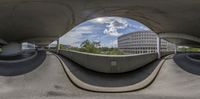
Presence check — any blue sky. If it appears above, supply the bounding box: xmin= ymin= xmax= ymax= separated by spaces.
xmin=54 ymin=17 xmax=150 ymax=47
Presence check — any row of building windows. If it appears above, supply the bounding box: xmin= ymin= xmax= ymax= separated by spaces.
xmin=117 ymin=31 xmax=176 ymax=54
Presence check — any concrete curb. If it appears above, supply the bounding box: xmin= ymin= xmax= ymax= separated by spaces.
xmin=59 ymin=50 xmax=158 ymax=73
xmin=55 ymin=53 xmax=171 ymax=92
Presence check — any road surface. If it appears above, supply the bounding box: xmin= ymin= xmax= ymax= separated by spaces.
xmin=0 ymin=53 xmax=199 ymax=99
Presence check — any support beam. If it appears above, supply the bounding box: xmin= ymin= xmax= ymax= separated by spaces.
xmin=33 ymin=44 xmax=36 ymax=49
xmin=159 ymin=33 xmax=200 ymax=43
xmin=0 ymin=39 xmax=7 ymax=45
xmin=48 ymin=44 xmax=50 ymax=49
xmin=157 ymin=36 xmax=161 ymax=59
xmin=56 ymin=38 xmax=60 ymax=53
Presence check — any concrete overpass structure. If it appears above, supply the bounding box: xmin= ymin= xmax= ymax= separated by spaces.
xmin=0 ymin=0 xmax=199 ymax=47
xmin=0 ymin=0 xmax=200 ymax=98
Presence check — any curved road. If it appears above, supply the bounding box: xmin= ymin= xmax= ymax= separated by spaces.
xmin=0 ymin=52 xmax=199 ymax=99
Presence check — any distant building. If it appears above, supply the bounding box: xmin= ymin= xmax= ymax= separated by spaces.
xmin=48 ymin=44 xmax=57 ymax=48
xmin=48 ymin=43 xmax=72 ymax=49
xmin=61 ymin=44 xmax=72 ymax=49
xmin=118 ymin=31 xmax=175 ymax=54
xmin=22 ymin=42 xmax=36 ymax=50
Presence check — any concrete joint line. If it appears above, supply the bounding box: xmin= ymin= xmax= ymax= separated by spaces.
xmin=54 ymin=53 xmax=169 ymax=93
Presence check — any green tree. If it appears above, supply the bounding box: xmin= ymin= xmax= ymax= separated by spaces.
xmin=68 ymin=39 xmax=124 ymax=55
xmin=80 ymin=39 xmax=100 ymax=54
xmin=59 ymin=44 xmax=65 ymax=50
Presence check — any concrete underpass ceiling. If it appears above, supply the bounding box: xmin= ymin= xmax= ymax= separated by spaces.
xmin=0 ymin=0 xmax=200 ymax=47
xmin=165 ymin=38 xmax=200 ymax=47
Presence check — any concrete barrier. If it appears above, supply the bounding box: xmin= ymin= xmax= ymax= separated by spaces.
xmin=161 ymin=51 xmax=173 ymax=57
xmin=59 ymin=50 xmax=159 ymax=73
xmin=55 ymin=52 xmax=172 ymax=92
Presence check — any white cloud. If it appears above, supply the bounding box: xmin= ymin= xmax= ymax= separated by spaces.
xmin=139 ymin=26 xmax=150 ymax=30
xmin=129 ymin=24 xmax=150 ymax=31
xmin=72 ymin=25 xmax=95 ymax=33
xmin=54 ymin=17 xmax=150 ymax=48
xmin=112 ymin=39 xmax=118 ymax=47
xmin=90 ymin=17 xmax=112 ymax=24
xmin=102 ymin=39 xmax=118 ymax=48
xmin=60 ymin=31 xmax=82 ymax=47
xmin=59 ymin=25 xmax=101 ymax=47
xmin=90 ymin=17 xmax=127 ymax=25
xmin=90 ymin=17 xmax=135 ymax=37
xmin=103 ymin=28 xmax=122 ymax=36
xmin=103 ymin=18 xmax=128 ymax=36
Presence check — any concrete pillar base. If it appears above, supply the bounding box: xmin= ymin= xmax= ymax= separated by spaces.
xmin=157 ymin=36 xmax=161 ymax=59
xmin=56 ymin=39 xmax=60 ymax=53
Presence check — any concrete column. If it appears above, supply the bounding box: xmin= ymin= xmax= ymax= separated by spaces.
xmin=157 ymin=36 xmax=161 ymax=59
xmin=48 ymin=44 xmax=50 ymax=49
xmin=33 ymin=44 xmax=36 ymax=49
xmin=0 ymin=39 xmax=7 ymax=45
xmin=56 ymin=38 xmax=60 ymax=53
xmin=174 ymin=44 xmax=177 ymax=54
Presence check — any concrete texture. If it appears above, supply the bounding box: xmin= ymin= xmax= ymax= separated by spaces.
xmin=59 ymin=50 xmax=158 ymax=73
xmin=0 ymin=0 xmax=200 ymax=47
xmin=0 ymin=39 xmax=7 ymax=45
xmin=133 ymin=55 xmax=200 ymax=99
xmin=161 ymin=52 xmax=174 ymax=57
xmin=56 ymin=54 xmax=168 ymax=92
xmin=59 ymin=54 xmax=160 ymax=87
xmin=0 ymin=53 xmax=200 ymax=99
xmin=0 ymin=52 xmax=79 ymax=99
xmin=159 ymin=33 xmax=200 ymax=46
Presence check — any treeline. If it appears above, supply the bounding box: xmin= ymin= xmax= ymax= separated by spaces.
xmin=66 ymin=39 xmax=124 ymax=55
xmin=178 ymin=48 xmax=200 ymax=52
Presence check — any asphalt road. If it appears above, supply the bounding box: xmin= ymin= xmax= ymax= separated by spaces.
xmin=0 ymin=51 xmax=46 ymax=76
xmin=0 ymin=53 xmax=199 ymax=99
xmin=174 ymin=53 xmax=200 ymax=75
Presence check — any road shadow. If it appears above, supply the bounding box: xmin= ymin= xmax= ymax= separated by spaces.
xmin=174 ymin=53 xmax=200 ymax=75
xmin=0 ymin=51 xmax=46 ymax=76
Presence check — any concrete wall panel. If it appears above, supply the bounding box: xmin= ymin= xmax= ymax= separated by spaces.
xmin=59 ymin=50 xmax=159 ymax=73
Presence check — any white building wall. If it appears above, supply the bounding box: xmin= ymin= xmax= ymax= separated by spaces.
xmin=118 ymin=31 xmax=175 ymax=54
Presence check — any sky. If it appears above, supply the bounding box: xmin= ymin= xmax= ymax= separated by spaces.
xmin=52 ymin=17 xmax=151 ymax=47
